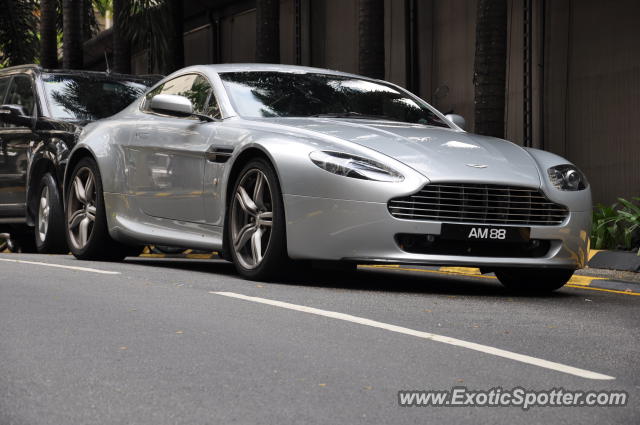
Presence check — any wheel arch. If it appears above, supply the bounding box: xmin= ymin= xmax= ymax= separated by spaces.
xmin=63 ymin=147 xmax=99 ymax=205
xmin=221 ymin=146 xmax=281 ymax=261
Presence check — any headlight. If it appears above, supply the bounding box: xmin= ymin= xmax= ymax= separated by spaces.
xmin=547 ymin=164 xmax=588 ymax=191
xmin=309 ymin=151 xmax=404 ymax=182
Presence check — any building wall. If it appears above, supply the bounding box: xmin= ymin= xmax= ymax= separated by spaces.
xmin=184 ymin=25 xmax=214 ymax=66
xmin=221 ymin=8 xmax=257 ymax=62
xmin=310 ymin=0 xmax=359 ymax=73
xmin=279 ymin=0 xmax=297 ymax=65
xmin=546 ymin=0 xmax=640 ymax=204
xmin=384 ymin=0 xmax=407 ymax=88
xmin=429 ymin=0 xmax=477 ymax=130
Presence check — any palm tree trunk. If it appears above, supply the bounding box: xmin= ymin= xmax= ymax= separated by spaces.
xmin=473 ymin=0 xmax=507 ymax=137
xmin=358 ymin=0 xmax=384 ymax=79
xmin=40 ymin=0 xmax=58 ymax=68
xmin=113 ymin=0 xmax=131 ymax=73
xmin=167 ymin=0 xmax=184 ymax=72
xmin=63 ymin=0 xmax=84 ymax=69
xmin=82 ymin=0 xmax=93 ymax=42
xmin=256 ymin=0 xmax=279 ymax=63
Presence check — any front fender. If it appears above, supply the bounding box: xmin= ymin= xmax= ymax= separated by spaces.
xmin=219 ymin=130 xmax=427 ymax=209
xmin=64 ymin=119 xmax=136 ymax=200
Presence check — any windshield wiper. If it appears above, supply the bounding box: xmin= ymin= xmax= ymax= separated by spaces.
xmin=308 ymin=112 xmax=402 ymax=122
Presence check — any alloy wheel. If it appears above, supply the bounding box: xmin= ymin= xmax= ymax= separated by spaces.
xmin=37 ymin=186 xmax=50 ymax=242
xmin=230 ymin=169 xmax=274 ymax=270
xmin=67 ymin=167 xmax=97 ymax=250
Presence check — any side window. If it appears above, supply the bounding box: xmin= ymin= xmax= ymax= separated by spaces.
xmin=0 ymin=77 xmax=10 ymax=104
xmin=144 ymin=74 xmax=220 ymax=119
xmin=5 ymin=75 xmax=35 ymax=116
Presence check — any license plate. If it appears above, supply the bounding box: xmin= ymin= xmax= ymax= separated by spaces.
xmin=440 ymin=224 xmax=530 ymax=242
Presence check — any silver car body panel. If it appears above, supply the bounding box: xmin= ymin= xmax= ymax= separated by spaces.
xmin=68 ymin=64 xmax=592 ymax=269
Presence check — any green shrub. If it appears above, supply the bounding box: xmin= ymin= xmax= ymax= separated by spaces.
xmin=591 ymin=197 xmax=640 ymax=254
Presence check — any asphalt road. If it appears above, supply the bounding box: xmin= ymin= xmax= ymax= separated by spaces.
xmin=1 ymin=253 xmax=638 ymax=424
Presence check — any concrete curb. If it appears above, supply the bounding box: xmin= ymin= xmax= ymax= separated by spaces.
xmin=362 ymin=264 xmax=640 ymax=296
xmin=587 ymin=250 xmax=640 ymax=273
xmin=136 ymin=250 xmax=639 ymax=295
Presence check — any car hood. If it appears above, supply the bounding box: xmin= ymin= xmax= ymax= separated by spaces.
xmin=256 ymin=118 xmax=542 ymax=187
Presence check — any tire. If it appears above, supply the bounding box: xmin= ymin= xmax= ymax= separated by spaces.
xmin=65 ymin=157 xmax=141 ymax=261
xmin=495 ymin=268 xmax=574 ymax=293
xmin=8 ymin=225 xmax=37 ymax=253
xmin=9 ymin=234 xmax=38 ymax=253
xmin=35 ymin=173 xmax=68 ymax=254
xmin=227 ymin=159 xmax=289 ymax=280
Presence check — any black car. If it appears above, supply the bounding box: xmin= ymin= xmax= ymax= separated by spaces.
xmin=0 ymin=65 xmax=160 ymax=253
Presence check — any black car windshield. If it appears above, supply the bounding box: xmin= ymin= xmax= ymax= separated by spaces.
xmin=42 ymin=74 xmax=154 ymax=121
xmin=219 ymin=71 xmax=449 ymax=127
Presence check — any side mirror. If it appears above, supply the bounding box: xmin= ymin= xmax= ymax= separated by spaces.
xmin=149 ymin=94 xmax=194 ymax=117
xmin=0 ymin=104 xmax=32 ymax=126
xmin=445 ymin=114 xmax=466 ymax=131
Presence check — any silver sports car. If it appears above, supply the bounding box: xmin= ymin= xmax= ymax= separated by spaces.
xmin=63 ymin=64 xmax=591 ymax=292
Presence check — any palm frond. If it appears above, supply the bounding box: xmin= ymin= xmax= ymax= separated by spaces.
xmin=93 ymin=0 xmax=112 ymax=16
xmin=0 ymin=0 xmax=39 ymax=67
xmin=120 ymin=0 xmax=172 ymax=72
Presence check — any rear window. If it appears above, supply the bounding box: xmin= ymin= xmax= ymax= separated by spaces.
xmin=42 ymin=73 xmax=157 ymax=121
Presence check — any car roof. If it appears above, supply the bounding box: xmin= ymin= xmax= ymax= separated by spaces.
xmin=179 ymin=63 xmax=371 ymax=80
xmin=0 ymin=64 xmax=161 ymax=82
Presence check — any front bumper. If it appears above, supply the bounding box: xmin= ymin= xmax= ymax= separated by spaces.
xmin=284 ymin=194 xmax=591 ymax=269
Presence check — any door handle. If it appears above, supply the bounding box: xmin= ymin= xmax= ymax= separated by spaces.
xmin=136 ymin=131 xmax=149 ymax=140
xmin=205 ymin=146 xmax=234 ymax=163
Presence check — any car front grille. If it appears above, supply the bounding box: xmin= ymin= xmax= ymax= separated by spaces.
xmin=388 ymin=183 xmax=569 ymax=226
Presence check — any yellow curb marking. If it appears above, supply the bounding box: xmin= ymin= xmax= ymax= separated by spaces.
xmin=363 ymin=264 xmax=400 ymax=268
xmin=134 ymin=250 xmax=637 ymax=296
xmin=360 ymin=264 xmax=496 ymax=280
xmin=139 ymin=252 xmax=217 ymax=259
xmin=360 ymin=264 xmax=640 ymax=296
xmin=440 ymin=267 xmax=482 ymax=275
xmin=566 ymin=285 xmax=640 ymax=296
xmin=185 ymin=254 xmax=216 ymax=259
xmin=566 ymin=275 xmax=603 ymax=287
xmin=588 ymin=249 xmax=603 ymax=261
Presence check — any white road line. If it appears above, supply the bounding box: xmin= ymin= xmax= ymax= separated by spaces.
xmin=213 ymin=291 xmax=615 ymax=381
xmin=0 ymin=258 xmax=121 ymax=275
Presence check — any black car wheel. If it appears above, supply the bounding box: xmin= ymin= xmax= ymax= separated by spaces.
xmin=495 ymin=268 xmax=574 ymax=293
xmin=7 ymin=225 xmax=37 ymax=253
xmin=227 ymin=159 xmax=288 ymax=280
xmin=35 ymin=173 xmax=68 ymax=253
xmin=65 ymin=157 xmax=141 ymax=261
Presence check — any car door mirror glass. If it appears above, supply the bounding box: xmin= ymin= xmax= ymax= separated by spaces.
xmin=445 ymin=114 xmax=466 ymax=130
xmin=149 ymin=94 xmax=194 ymax=117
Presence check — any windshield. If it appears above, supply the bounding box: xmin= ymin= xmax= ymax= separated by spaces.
xmin=42 ymin=74 xmax=154 ymax=121
xmin=219 ymin=71 xmax=450 ymax=127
